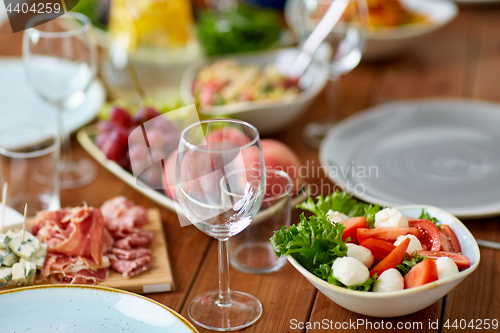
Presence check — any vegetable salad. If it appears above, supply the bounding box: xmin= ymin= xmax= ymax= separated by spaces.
xmin=271 ymin=191 xmax=470 ymax=292
xmin=193 ymin=59 xmax=300 ymax=107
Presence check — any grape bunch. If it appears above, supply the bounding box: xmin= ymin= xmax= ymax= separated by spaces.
xmin=96 ymin=105 xmax=180 ymax=187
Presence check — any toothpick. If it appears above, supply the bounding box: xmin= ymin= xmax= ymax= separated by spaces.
xmin=0 ymin=182 xmax=7 ymax=234
xmin=23 ymin=204 xmax=27 ymax=242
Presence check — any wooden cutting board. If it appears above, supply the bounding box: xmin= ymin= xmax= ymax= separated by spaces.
xmin=101 ymin=209 xmax=175 ymax=293
xmin=1 ymin=209 xmax=174 ymax=294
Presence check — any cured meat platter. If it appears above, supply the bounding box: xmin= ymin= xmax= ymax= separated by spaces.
xmin=1 ymin=208 xmax=174 ymax=294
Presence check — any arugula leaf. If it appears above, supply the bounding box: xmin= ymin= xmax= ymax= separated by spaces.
xmin=270 ymin=213 xmax=347 ymax=273
xmin=418 ymin=209 xmax=441 ymax=230
xmin=296 ymin=190 xmax=383 ymax=227
xmin=396 ymin=251 xmax=426 ymax=276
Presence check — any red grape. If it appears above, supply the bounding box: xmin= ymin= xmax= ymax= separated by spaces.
xmin=133 ymin=106 xmax=161 ymax=125
xmin=97 ymin=121 xmax=114 ymax=134
xmin=101 ymin=127 xmax=128 ymax=162
xmin=110 ymin=106 xmax=132 ymax=128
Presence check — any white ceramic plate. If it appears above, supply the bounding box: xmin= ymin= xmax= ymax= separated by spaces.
xmin=0 ymin=57 xmax=105 ymax=135
xmin=454 ymin=0 xmax=500 ymax=3
xmin=0 ymin=285 xmax=198 ymax=332
xmin=285 ymin=0 xmax=458 ymax=60
xmin=319 ymin=99 xmax=500 ymax=218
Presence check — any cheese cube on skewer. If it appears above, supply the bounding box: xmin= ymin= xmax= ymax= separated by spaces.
xmin=0 ymin=248 xmax=19 ymax=266
xmin=0 ymin=266 xmax=13 ymax=287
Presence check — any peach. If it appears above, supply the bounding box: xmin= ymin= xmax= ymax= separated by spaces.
xmin=162 ymin=134 xmax=303 ymax=200
xmin=204 ymin=127 xmax=252 ymax=147
xmin=260 ymin=139 xmax=302 ymax=195
xmin=163 ymin=149 xmax=178 ymax=200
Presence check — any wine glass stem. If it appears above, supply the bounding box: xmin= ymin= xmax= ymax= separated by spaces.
xmin=55 ymin=107 xmax=72 ymax=169
xmin=217 ymin=239 xmax=233 ymax=307
xmin=326 ymin=75 xmax=341 ymax=122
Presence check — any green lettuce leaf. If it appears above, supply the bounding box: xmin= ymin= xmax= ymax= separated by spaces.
xmin=270 ymin=214 xmax=347 ymax=273
xmin=296 ymin=190 xmax=383 ymax=227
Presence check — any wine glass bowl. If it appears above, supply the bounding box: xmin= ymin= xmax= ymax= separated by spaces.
xmin=287 ymin=0 xmax=368 ymax=148
xmin=176 ymin=120 xmax=265 ymax=331
xmin=297 ymin=0 xmax=367 ymax=76
xmin=23 ymin=13 xmax=98 ymax=188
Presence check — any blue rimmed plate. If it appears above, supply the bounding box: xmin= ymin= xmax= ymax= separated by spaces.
xmin=0 ymin=285 xmax=198 ymax=333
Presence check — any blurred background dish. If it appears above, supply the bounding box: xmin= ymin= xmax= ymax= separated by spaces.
xmin=180 ymin=46 xmax=330 ymax=135
xmin=285 ymin=0 xmax=459 ymax=61
xmin=319 ymin=99 xmax=500 ymax=218
xmin=453 ymin=0 xmax=500 ymax=3
xmin=72 ymin=0 xmax=295 ymax=103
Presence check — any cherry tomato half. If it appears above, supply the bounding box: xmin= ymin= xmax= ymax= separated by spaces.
xmin=439 ymin=225 xmax=462 ymax=253
xmin=360 ymin=238 xmax=396 ymax=262
xmin=404 ymin=259 xmax=438 ymax=289
xmin=357 ymin=227 xmax=421 ymax=244
xmin=418 ymin=251 xmax=470 ymax=270
xmin=342 ymin=217 xmax=367 ymax=243
xmin=409 ymin=219 xmax=441 ymax=251
xmin=370 ymin=237 xmax=410 ymax=277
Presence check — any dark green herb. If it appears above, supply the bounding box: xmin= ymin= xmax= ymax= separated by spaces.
xmin=418 ymin=209 xmax=441 ymax=230
xmin=396 ymin=251 xmax=426 ymax=276
xmin=196 ymin=4 xmax=283 ymax=56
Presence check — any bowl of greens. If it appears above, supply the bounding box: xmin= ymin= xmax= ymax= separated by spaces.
xmin=271 ymin=191 xmax=480 ymax=317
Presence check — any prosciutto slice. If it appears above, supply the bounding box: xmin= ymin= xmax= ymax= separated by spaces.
xmin=34 ymin=205 xmax=112 ymax=284
xmin=101 ymin=196 xmax=148 ymax=238
xmin=101 ymin=197 xmax=154 ymax=278
xmin=34 ymin=206 xmax=111 ymax=265
xmin=111 ymin=256 xmax=153 ymax=278
xmin=109 ymin=247 xmax=152 ymax=260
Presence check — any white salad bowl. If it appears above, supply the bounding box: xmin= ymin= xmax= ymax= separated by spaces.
xmin=180 ymin=46 xmax=330 ymax=135
xmin=287 ymin=205 xmax=480 ymax=317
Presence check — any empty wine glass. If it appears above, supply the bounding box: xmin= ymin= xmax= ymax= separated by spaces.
xmin=292 ymin=0 xmax=368 ymax=148
xmin=176 ymin=119 xmax=265 ymax=331
xmin=23 ymin=12 xmax=98 ymax=188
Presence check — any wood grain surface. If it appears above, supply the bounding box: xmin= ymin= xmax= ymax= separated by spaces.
xmin=1 ymin=6 xmax=500 ymax=332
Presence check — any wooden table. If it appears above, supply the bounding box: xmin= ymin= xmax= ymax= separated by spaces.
xmin=1 ymin=5 xmax=500 ymax=332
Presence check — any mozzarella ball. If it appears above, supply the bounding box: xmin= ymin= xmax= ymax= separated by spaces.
xmin=374 ymin=208 xmax=408 ymax=228
xmin=373 ymin=268 xmax=404 ymax=292
xmin=327 ymin=210 xmax=349 ymax=224
xmin=394 ymin=234 xmax=423 ymax=255
xmin=435 ymin=257 xmax=459 ymax=280
xmin=346 ymin=243 xmax=374 ymax=268
xmin=332 ymin=257 xmax=369 ymax=287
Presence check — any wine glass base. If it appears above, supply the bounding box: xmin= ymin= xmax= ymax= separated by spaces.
xmin=302 ymin=120 xmax=337 ymax=149
xmin=60 ymin=158 xmax=97 ymax=189
xmin=188 ymin=290 xmax=262 ymax=331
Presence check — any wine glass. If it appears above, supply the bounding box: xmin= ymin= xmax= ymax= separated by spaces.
xmin=293 ymin=0 xmax=368 ymax=148
xmin=176 ymin=119 xmax=265 ymax=331
xmin=23 ymin=12 xmax=98 ymax=188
